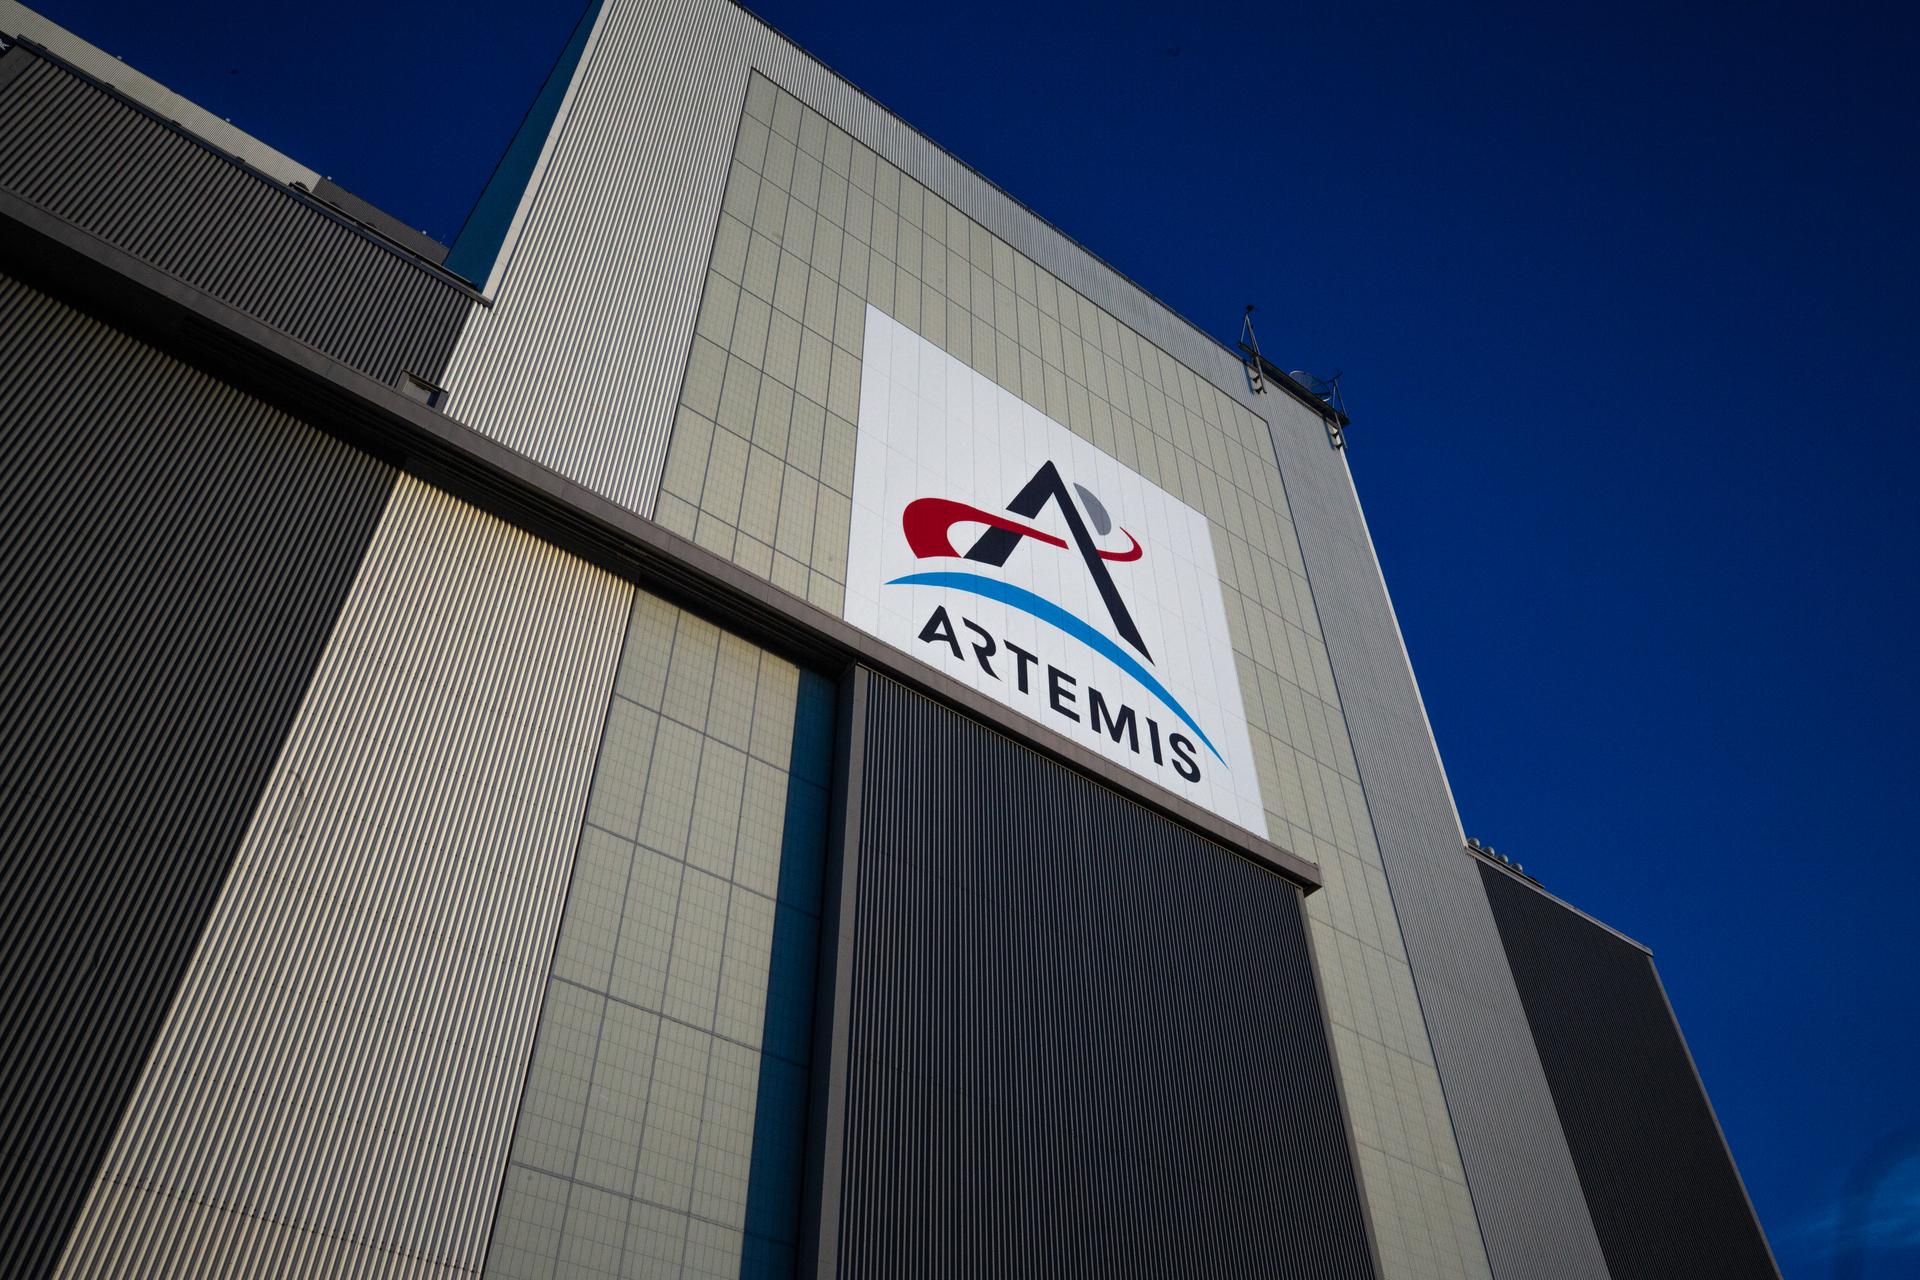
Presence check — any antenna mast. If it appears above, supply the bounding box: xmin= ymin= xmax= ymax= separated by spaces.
xmin=1239 ymin=306 xmax=1266 ymax=394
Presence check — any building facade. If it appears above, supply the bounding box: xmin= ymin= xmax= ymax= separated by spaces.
xmin=0 ymin=2 xmax=1776 ymax=1277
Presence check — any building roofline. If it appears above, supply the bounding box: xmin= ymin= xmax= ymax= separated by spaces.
xmin=727 ymin=0 xmax=1350 ymax=430
xmin=0 ymin=0 xmax=316 ymax=185
xmin=1467 ymin=844 xmax=1652 ymax=955
xmin=0 ymin=182 xmax=1319 ymax=896
xmin=1 ymin=34 xmax=476 ymax=299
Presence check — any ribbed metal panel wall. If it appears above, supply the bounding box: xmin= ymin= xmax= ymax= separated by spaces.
xmin=0 ymin=0 xmax=321 ymax=187
xmin=439 ymin=0 xmax=1289 ymax=521
xmin=431 ymin=27 xmax=1498 ymax=1263
xmin=1479 ymin=865 xmax=1780 ymax=1280
xmin=0 ymin=272 xmax=395 ymax=1279
xmin=831 ymin=675 xmax=1376 ymax=1279
xmin=375 ymin=2 xmax=1580 ymax=1272
xmin=55 ymin=478 xmax=633 ymax=1278
xmin=0 ymin=43 xmax=473 ymax=387
xmin=1258 ymin=385 xmax=1611 ymax=1277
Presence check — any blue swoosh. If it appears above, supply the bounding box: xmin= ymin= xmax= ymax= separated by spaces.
xmin=885 ymin=570 xmax=1225 ymax=764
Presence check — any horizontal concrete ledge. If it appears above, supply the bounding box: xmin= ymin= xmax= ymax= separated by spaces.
xmin=0 ymin=188 xmax=1319 ymax=893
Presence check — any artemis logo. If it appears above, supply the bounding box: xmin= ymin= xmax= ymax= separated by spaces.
xmin=848 ymin=308 xmax=1266 ymax=833
xmin=885 ymin=459 xmax=1224 ymax=782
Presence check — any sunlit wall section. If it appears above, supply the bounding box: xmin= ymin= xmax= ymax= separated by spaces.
xmin=484 ymin=591 xmax=837 ymax=1279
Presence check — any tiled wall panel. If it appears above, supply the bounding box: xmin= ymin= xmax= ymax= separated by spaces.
xmin=653 ymin=69 xmax=1488 ymax=1280
xmin=0 ymin=1 xmax=1604 ymax=1274
xmin=55 ymin=478 xmax=632 ymax=1278
xmin=0 ymin=271 xmax=394 ymax=1279
xmin=439 ymin=0 xmax=1290 ymax=522
xmin=432 ymin=2 xmax=1582 ymax=1273
xmin=484 ymin=591 xmax=836 ymax=1280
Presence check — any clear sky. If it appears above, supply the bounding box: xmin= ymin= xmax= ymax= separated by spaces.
xmin=31 ymin=1 xmax=1919 ymax=1273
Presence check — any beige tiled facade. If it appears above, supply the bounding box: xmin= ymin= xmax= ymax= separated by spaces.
xmin=656 ymin=71 xmax=1491 ymax=1280
xmin=487 ymin=588 xmax=826 ymax=1279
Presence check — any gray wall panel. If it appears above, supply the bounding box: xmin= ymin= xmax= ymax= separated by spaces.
xmin=0 ymin=42 xmax=473 ymax=388
xmin=55 ymin=478 xmax=633 ymax=1278
xmin=440 ymin=0 xmax=1299 ymax=522
xmin=480 ymin=594 xmax=838 ymax=1279
xmin=1480 ymin=864 xmax=1780 ymax=1279
xmin=0 ymin=1 xmax=320 ymax=186
xmin=0 ymin=272 xmax=395 ymax=1279
xmin=1262 ymin=397 xmax=1610 ymax=1278
xmin=827 ymin=674 xmax=1377 ymax=1279
xmin=446 ymin=6 xmax=1493 ymax=1271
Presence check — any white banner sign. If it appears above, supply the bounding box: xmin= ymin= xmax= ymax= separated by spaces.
xmin=844 ymin=307 xmax=1267 ymax=838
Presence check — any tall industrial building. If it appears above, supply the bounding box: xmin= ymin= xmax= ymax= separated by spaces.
xmin=0 ymin=2 xmax=1778 ymax=1277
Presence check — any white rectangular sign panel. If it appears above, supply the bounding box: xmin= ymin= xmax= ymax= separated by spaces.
xmin=844 ymin=307 xmax=1268 ymax=838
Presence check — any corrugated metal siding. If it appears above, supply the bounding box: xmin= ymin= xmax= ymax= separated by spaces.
xmin=438 ymin=0 xmax=1284 ymax=521
xmin=0 ymin=0 xmax=321 ymax=187
xmin=830 ymin=674 xmax=1375 ymax=1279
xmin=55 ymin=477 xmax=633 ymax=1278
xmin=1259 ymin=379 xmax=1608 ymax=1277
xmin=436 ymin=0 xmax=714 ymax=512
xmin=0 ymin=43 xmax=474 ymax=387
xmin=442 ymin=0 xmax=603 ymax=286
xmin=1479 ymin=866 xmax=1780 ymax=1280
xmin=447 ymin=11 xmax=1486 ymax=1263
xmin=0 ymin=272 xmax=395 ymax=1279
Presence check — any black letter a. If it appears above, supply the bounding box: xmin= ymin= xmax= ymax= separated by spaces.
xmin=963 ymin=460 xmax=1152 ymax=661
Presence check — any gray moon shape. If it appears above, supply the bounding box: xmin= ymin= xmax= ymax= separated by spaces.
xmin=1072 ymin=482 xmax=1113 ymax=536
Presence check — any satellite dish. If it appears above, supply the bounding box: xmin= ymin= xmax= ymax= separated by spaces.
xmin=1290 ymin=370 xmax=1344 ymax=409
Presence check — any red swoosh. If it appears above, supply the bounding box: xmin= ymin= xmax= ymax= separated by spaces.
xmin=903 ymin=497 xmax=1141 ymax=561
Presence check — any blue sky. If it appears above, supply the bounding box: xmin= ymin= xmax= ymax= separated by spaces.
xmin=34 ymin=1 xmax=1919 ymax=1273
